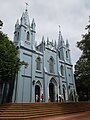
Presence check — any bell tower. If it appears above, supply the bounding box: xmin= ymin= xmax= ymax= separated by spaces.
xmin=57 ymin=26 xmax=65 ymax=61
xmin=14 ymin=5 xmax=36 ymax=50
xmin=65 ymin=39 xmax=71 ymax=64
xmin=13 ymin=5 xmax=36 ymax=102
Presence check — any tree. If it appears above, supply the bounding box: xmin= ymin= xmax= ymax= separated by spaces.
xmin=74 ymin=18 xmax=90 ymax=101
xmin=0 ymin=31 xmax=21 ymax=103
xmin=0 ymin=32 xmax=21 ymax=83
xmin=0 ymin=20 xmax=3 ymax=29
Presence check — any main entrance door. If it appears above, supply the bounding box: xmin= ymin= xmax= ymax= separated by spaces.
xmin=49 ymin=83 xmax=55 ymax=102
xmin=35 ymin=85 xmax=40 ymax=102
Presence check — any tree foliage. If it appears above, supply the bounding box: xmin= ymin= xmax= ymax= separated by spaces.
xmin=0 ymin=20 xmax=3 ymax=29
xmin=75 ymin=20 xmax=90 ymax=101
xmin=0 ymin=31 xmax=21 ymax=83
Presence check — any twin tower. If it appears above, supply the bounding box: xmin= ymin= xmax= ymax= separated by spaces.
xmin=12 ymin=8 xmax=77 ymax=102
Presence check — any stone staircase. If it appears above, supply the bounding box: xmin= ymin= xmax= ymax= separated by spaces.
xmin=0 ymin=102 xmax=90 ymax=119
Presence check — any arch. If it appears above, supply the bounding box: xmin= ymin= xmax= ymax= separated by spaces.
xmin=35 ymin=85 xmax=40 ymax=102
xmin=36 ymin=57 xmax=41 ymax=70
xmin=49 ymin=83 xmax=55 ymax=102
xmin=50 ymin=78 xmax=57 ymax=86
xmin=49 ymin=78 xmax=58 ymax=102
xmin=36 ymin=80 xmax=42 ymax=88
xmin=50 ymin=56 xmax=55 ymax=63
xmin=35 ymin=80 xmax=42 ymax=102
xmin=49 ymin=57 xmax=54 ymax=73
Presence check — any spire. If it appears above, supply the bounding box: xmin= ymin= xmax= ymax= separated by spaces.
xmin=52 ymin=39 xmax=53 ymax=46
xmin=21 ymin=12 xmax=24 ymax=19
xmin=58 ymin=25 xmax=61 ymax=39
xmin=41 ymin=36 xmax=45 ymax=52
xmin=35 ymin=41 xmax=37 ymax=47
xmin=15 ymin=19 xmax=19 ymax=27
xmin=32 ymin=18 xmax=35 ymax=24
xmin=55 ymin=40 xmax=57 ymax=49
xmin=31 ymin=18 xmax=36 ymax=31
xmin=20 ymin=3 xmax=30 ymax=26
xmin=25 ymin=2 xmax=29 ymax=11
xmin=24 ymin=9 xmax=30 ymax=25
xmin=58 ymin=25 xmax=61 ymax=46
xmin=47 ymin=37 xmax=49 ymax=45
xmin=58 ymin=25 xmax=65 ymax=47
xmin=24 ymin=2 xmax=29 ymax=18
xmin=42 ymin=36 xmax=45 ymax=43
xmin=66 ymin=39 xmax=69 ymax=48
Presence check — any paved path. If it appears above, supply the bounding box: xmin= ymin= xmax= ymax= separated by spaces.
xmin=31 ymin=111 xmax=90 ymax=120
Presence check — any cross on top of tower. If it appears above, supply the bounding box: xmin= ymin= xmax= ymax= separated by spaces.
xmin=58 ymin=25 xmax=61 ymax=34
xmin=25 ymin=2 xmax=29 ymax=10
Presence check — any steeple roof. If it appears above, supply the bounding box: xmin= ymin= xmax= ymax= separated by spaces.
xmin=31 ymin=18 xmax=36 ymax=27
xmin=58 ymin=26 xmax=65 ymax=48
xmin=20 ymin=7 xmax=30 ymax=26
xmin=66 ymin=39 xmax=69 ymax=48
xmin=42 ymin=36 xmax=45 ymax=43
xmin=15 ymin=19 xmax=19 ymax=27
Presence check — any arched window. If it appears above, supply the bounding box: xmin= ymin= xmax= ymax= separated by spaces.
xmin=61 ymin=65 xmax=64 ymax=76
xmin=49 ymin=57 xmax=54 ymax=73
xmin=27 ymin=31 xmax=30 ymax=41
xmin=36 ymin=57 xmax=41 ymax=70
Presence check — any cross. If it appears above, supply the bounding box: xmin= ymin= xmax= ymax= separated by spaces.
xmin=25 ymin=2 xmax=29 ymax=10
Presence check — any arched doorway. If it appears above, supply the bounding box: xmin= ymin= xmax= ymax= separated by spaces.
xmin=35 ymin=85 xmax=40 ymax=102
xmin=49 ymin=83 xmax=55 ymax=102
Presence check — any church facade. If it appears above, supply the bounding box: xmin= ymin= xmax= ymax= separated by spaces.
xmin=12 ymin=8 xmax=77 ymax=103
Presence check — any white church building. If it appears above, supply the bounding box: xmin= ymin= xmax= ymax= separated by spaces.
xmin=12 ymin=7 xmax=77 ymax=103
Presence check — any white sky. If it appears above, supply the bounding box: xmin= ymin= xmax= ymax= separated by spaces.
xmin=0 ymin=0 xmax=90 ymax=69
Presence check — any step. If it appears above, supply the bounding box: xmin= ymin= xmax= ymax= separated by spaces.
xmin=0 ymin=102 xmax=90 ymax=120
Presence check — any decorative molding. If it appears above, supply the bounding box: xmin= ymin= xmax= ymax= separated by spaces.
xmin=23 ymin=52 xmax=32 ymax=57
xmin=22 ymin=75 xmax=31 ymax=78
xmin=35 ymin=76 xmax=43 ymax=79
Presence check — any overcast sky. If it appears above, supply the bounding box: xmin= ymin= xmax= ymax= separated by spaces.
xmin=0 ymin=0 xmax=90 ymax=69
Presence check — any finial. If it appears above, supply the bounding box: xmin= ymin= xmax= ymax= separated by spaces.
xmin=66 ymin=39 xmax=69 ymax=48
xmin=59 ymin=25 xmax=60 ymax=31
xmin=47 ymin=37 xmax=49 ymax=45
xmin=55 ymin=40 xmax=56 ymax=48
xmin=15 ymin=19 xmax=19 ymax=26
xmin=59 ymin=25 xmax=61 ymax=33
xmin=35 ymin=41 xmax=37 ymax=47
xmin=25 ymin=2 xmax=29 ymax=11
xmin=42 ymin=36 xmax=45 ymax=43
